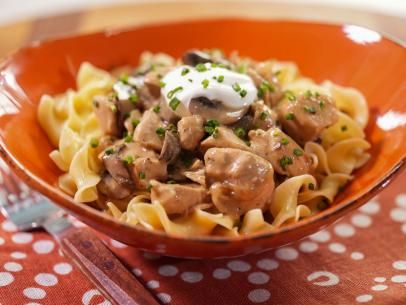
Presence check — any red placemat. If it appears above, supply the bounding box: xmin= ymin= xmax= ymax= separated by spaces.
xmin=0 ymin=171 xmax=405 ymax=305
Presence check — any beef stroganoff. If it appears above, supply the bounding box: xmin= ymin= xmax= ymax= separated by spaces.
xmin=38 ymin=50 xmax=370 ymax=237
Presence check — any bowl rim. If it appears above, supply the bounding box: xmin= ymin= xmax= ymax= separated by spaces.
xmin=0 ymin=17 xmax=405 ymax=245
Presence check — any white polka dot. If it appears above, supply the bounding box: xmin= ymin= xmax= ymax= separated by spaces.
xmin=356 ymin=294 xmax=373 ymax=302
xmin=82 ymin=289 xmax=111 ymax=305
xmin=374 ymin=277 xmax=386 ymax=283
xmin=132 ymin=268 xmax=142 ymax=276
xmin=2 ymin=220 xmax=17 ymax=232
xmin=11 ymin=232 xmax=33 ymax=244
xmin=395 ymin=194 xmax=406 ymax=208
xmin=256 ymin=259 xmax=279 ymax=271
xmin=390 ymin=208 xmax=406 ymax=222
xmin=275 ymin=247 xmax=298 ymax=261
xmin=391 ymin=275 xmax=406 ymax=283
xmin=110 ymin=239 xmax=127 ymax=249
xmin=402 ymin=223 xmax=406 ymax=234
xmin=23 ymin=287 xmax=46 ymax=300
xmin=248 ymin=289 xmax=271 ymax=303
xmin=351 ymin=252 xmax=365 ymax=260
xmin=0 ymin=237 xmax=4 ymax=246
xmin=248 ymin=272 xmax=270 ymax=284
xmin=359 ymin=200 xmax=380 ymax=214
xmin=213 ymin=268 xmax=231 ymax=279
xmin=53 ymin=263 xmax=72 ymax=275
xmin=309 ymin=230 xmax=331 ymax=242
xmin=181 ymin=271 xmax=203 ymax=283
xmin=11 ymin=252 xmax=27 ymax=259
xmin=33 ymin=240 xmax=54 ymax=254
xmin=4 ymin=262 xmax=22 ymax=272
xmin=299 ymin=241 xmax=318 ymax=253
xmin=371 ymin=284 xmax=387 ymax=291
xmin=146 ymin=280 xmax=159 ymax=289
xmin=351 ymin=214 xmax=372 ymax=228
xmin=227 ymin=260 xmax=251 ymax=272
xmin=393 ymin=260 xmax=406 ymax=270
xmin=329 ymin=242 xmax=346 ymax=253
xmin=35 ymin=273 xmax=58 ymax=286
xmin=158 ymin=265 xmax=178 ymax=277
xmin=0 ymin=272 xmax=14 ymax=286
xmin=334 ymin=223 xmax=355 ymax=237
xmin=307 ymin=271 xmax=340 ymax=286
xmin=156 ymin=292 xmax=171 ymax=304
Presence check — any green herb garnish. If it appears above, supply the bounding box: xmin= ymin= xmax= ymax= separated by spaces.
xmin=139 ymin=172 xmax=146 ymax=179
xmin=304 ymin=105 xmax=317 ymax=114
xmin=132 ymin=119 xmax=140 ymax=128
xmin=284 ymin=90 xmax=296 ymax=101
xmin=155 ymin=127 xmax=166 ymax=138
xmin=122 ymin=155 xmax=134 ymax=165
xmin=234 ymin=127 xmax=246 ymax=139
xmin=90 ymin=138 xmax=99 ymax=148
xmin=119 ymin=74 xmax=129 ymax=84
xmin=232 ymin=83 xmax=241 ymax=92
xmin=281 ymin=138 xmax=289 ymax=145
xmin=129 ymin=94 xmax=139 ymax=104
xmin=217 ymin=75 xmax=224 ymax=83
xmin=285 ymin=112 xmax=295 ymax=120
xmin=167 ymin=86 xmax=183 ymax=99
xmin=319 ymin=100 xmax=325 ymax=109
xmin=110 ymin=104 xmax=117 ymax=113
xmin=153 ymin=105 xmax=161 ymax=113
xmin=181 ymin=67 xmax=190 ymax=76
xmin=260 ymin=111 xmax=268 ymax=120
xmin=195 ymin=63 xmax=208 ymax=72
xmin=240 ymin=89 xmax=247 ymax=98
xmin=204 ymin=119 xmax=220 ymax=137
xmin=105 ymin=148 xmax=114 ymax=155
xmin=293 ymin=148 xmax=303 ymax=156
xmin=279 ymin=155 xmax=293 ymax=169
xmin=202 ymin=79 xmax=209 ymax=89
xmin=169 ymin=97 xmax=181 ymax=111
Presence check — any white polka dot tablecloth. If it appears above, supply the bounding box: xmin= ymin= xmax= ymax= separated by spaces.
xmin=0 ymin=174 xmax=405 ymax=305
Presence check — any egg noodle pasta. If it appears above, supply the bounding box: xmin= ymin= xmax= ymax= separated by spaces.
xmin=38 ymin=50 xmax=371 ymax=237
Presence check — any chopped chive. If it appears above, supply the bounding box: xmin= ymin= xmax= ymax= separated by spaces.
xmin=234 ymin=127 xmax=246 ymax=139
xmin=153 ymin=105 xmax=161 ymax=113
xmin=258 ymin=81 xmax=275 ymax=98
xmin=122 ymin=155 xmax=134 ymax=165
xmin=260 ymin=111 xmax=268 ymax=120
xmin=202 ymin=79 xmax=209 ymax=89
xmin=105 ymin=148 xmax=114 ymax=155
xmin=119 ymin=74 xmax=129 ymax=84
xmin=236 ymin=64 xmax=247 ymax=74
xmin=167 ymin=86 xmax=183 ymax=99
xmin=159 ymin=80 xmax=166 ymax=88
xmin=304 ymin=90 xmax=313 ymax=98
xmin=240 ymin=89 xmax=247 ymax=98
xmin=284 ymin=90 xmax=296 ymax=101
xmin=212 ymin=76 xmax=217 ymax=80
xmin=195 ymin=63 xmax=208 ymax=72
xmin=169 ymin=97 xmax=181 ymax=111
xmin=124 ymin=133 xmax=133 ymax=143
xmin=279 ymin=155 xmax=293 ymax=169
xmin=217 ymin=75 xmax=224 ymax=83
xmin=156 ymin=127 xmax=166 ymax=138
xmin=110 ymin=104 xmax=117 ymax=113
xmin=204 ymin=119 xmax=220 ymax=137
xmin=188 ymin=78 xmax=193 ymax=83
xmin=129 ymin=94 xmax=139 ymax=104
xmin=132 ymin=119 xmax=140 ymax=128
xmin=181 ymin=67 xmax=190 ymax=76
xmin=90 ymin=138 xmax=99 ymax=148
xmin=315 ymin=92 xmax=321 ymax=98
xmin=166 ymin=123 xmax=177 ymax=134
xmin=139 ymin=172 xmax=146 ymax=179
xmin=341 ymin=125 xmax=348 ymax=132
xmin=293 ymin=148 xmax=303 ymax=156
xmin=303 ymin=105 xmax=317 ymax=114
xmin=273 ymin=131 xmax=281 ymax=137
xmin=146 ymin=184 xmax=152 ymax=192
xmin=319 ymin=100 xmax=325 ymax=109
xmin=308 ymin=183 xmax=315 ymax=190
xmin=232 ymin=83 xmax=241 ymax=92
xmin=285 ymin=112 xmax=295 ymax=120
xmin=281 ymin=138 xmax=289 ymax=145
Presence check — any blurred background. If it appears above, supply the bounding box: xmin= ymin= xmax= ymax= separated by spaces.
xmin=0 ymin=0 xmax=405 ymax=57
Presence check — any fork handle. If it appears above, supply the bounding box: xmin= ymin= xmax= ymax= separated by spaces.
xmin=60 ymin=228 xmax=160 ymax=305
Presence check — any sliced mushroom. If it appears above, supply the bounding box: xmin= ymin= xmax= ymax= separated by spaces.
xmin=159 ymin=131 xmax=181 ymax=164
xmin=97 ymin=173 xmax=133 ymax=200
xmin=182 ymin=49 xmax=213 ymax=66
xmin=102 ymin=145 xmax=132 ymax=185
xmin=189 ymin=97 xmax=248 ymax=125
xmin=144 ymin=66 xmax=171 ymax=98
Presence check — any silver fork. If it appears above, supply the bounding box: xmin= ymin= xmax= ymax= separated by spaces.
xmin=0 ymin=160 xmax=160 ymax=305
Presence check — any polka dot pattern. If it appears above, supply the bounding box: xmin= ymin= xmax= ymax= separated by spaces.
xmin=0 ymin=168 xmax=406 ymax=305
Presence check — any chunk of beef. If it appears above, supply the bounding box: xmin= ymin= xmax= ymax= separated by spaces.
xmin=276 ymin=92 xmax=339 ymax=144
xmin=177 ymin=115 xmax=205 ymax=151
xmin=150 ymin=180 xmax=207 ymax=215
xmin=200 ymin=126 xmax=251 ymax=153
xmin=129 ymin=157 xmax=167 ymax=190
xmin=133 ymin=109 xmax=164 ymax=151
xmin=97 ymin=173 xmax=133 ymax=200
xmin=124 ymin=109 xmax=142 ymax=134
xmin=249 ymin=127 xmax=314 ymax=177
xmin=204 ymin=148 xmax=275 ymax=218
xmin=250 ymin=100 xmax=278 ymax=131
xmin=93 ymin=95 xmax=118 ymax=136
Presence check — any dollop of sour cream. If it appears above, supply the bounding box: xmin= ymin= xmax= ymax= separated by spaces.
xmin=161 ymin=63 xmax=257 ymax=117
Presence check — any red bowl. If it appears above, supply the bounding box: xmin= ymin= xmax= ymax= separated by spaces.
xmin=0 ymin=19 xmax=405 ymax=258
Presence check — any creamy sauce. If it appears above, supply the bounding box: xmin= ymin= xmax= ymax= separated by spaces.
xmin=161 ymin=63 xmax=257 ymax=117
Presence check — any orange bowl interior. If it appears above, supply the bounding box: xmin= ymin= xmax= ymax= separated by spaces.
xmin=0 ymin=19 xmax=405 ymax=258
